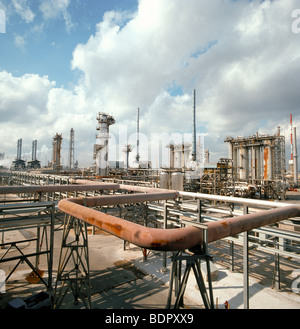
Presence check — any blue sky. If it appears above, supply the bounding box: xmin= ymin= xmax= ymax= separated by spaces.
xmin=0 ymin=0 xmax=300 ymax=169
xmin=0 ymin=0 xmax=138 ymax=88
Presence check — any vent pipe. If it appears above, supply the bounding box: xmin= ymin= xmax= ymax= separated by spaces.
xmin=192 ymin=89 xmax=196 ymax=161
xmin=294 ymin=127 xmax=298 ymax=186
xmin=136 ymin=108 xmax=140 ymax=162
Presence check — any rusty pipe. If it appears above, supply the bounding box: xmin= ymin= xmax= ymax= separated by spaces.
xmin=206 ymin=205 xmax=300 ymax=243
xmin=58 ymin=194 xmax=300 ymax=251
xmin=68 ymin=192 xmax=179 ymax=207
xmin=58 ymin=197 xmax=201 ymax=251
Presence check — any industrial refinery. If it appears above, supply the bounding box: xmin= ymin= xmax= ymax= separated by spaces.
xmin=1 ymin=0 xmax=300 ymax=315
xmin=0 ymin=92 xmax=299 ymax=311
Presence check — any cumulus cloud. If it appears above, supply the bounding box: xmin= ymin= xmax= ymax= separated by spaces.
xmin=1 ymin=0 xmax=300 ymax=167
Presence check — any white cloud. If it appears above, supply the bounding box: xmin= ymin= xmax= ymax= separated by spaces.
xmin=39 ymin=0 xmax=73 ymax=32
xmin=12 ymin=0 xmax=34 ymax=23
xmin=0 ymin=70 xmax=101 ymax=167
xmin=14 ymin=35 xmax=26 ymax=49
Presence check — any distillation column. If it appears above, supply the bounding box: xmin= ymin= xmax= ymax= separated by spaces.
xmin=52 ymin=133 xmax=63 ymax=171
xmin=32 ymin=140 xmax=37 ymax=161
xmin=17 ymin=138 xmax=22 ymax=161
xmin=94 ymin=112 xmax=115 ymax=176
xmin=68 ymin=128 xmax=75 ymax=169
xmin=294 ymin=127 xmax=298 ymax=186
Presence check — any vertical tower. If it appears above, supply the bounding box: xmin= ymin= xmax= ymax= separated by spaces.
xmin=136 ymin=108 xmax=140 ymax=163
xmin=52 ymin=133 xmax=63 ymax=171
xmin=68 ymin=128 xmax=75 ymax=169
xmin=94 ymin=112 xmax=115 ymax=176
xmin=12 ymin=138 xmax=25 ymax=169
xmin=17 ymin=138 xmax=22 ymax=161
xmin=294 ymin=127 xmax=298 ymax=186
xmin=290 ymin=114 xmax=294 ymax=174
xmin=32 ymin=140 xmax=37 ymax=161
xmin=191 ymin=89 xmax=197 ymax=161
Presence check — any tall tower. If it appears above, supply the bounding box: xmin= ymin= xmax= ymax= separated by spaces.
xmin=290 ymin=114 xmax=294 ymax=174
xmin=52 ymin=133 xmax=63 ymax=171
xmin=17 ymin=138 xmax=22 ymax=161
xmin=32 ymin=140 xmax=37 ymax=161
xmin=136 ymin=108 xmax=140 ymax=163
xmin=27 ymin=140 xmax=41 ymax=169
xmin=68 ymin=128 xmax=75 ymax=169
xmin=12 ymin=138 xmax=26 ymax=169
xmin=94 ymin=112 xmax=115 ymax=176
xmin=191 ymin=89 xmax=197 ymax=161
xmin=294 ymin=127 xmax=298 ymax=186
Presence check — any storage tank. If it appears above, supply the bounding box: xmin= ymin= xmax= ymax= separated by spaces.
xmin=160 ymin=171 xmax=169 ymax=189
xmin=171 ymin=172 xmax=183 ymax=191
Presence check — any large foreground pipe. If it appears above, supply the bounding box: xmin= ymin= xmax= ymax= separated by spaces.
xmin=58 ymin=193 xmax=300 ymax=251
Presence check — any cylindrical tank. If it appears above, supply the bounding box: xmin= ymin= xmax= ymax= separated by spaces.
xmin=160 ymin=171 xmax=169 ymax=189
xmin=293 ymin=127 xmax=298 ymax=187
xmin=171 ymin=172 xmax=183 ymax=191
xmin=232 ymin=146 xmax=238 ymax=178
xmin=239 ymin=146 xmax=249 ymax=181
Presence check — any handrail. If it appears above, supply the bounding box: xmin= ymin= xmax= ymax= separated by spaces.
xmin=2 ymin=180 xmax=299 ymax=252
xmin=57 ymin=184 xmax=300 ymax=251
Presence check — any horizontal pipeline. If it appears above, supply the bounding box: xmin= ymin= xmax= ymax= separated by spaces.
xmin=58 ymin=192 xmax=300 ymax=251
xmin=179 ymin=191 xmax=289 ymax=209
xmin=69 ymin=192 xmax=179 ymax=207
xmin=0 ymin=183 xmax=120 ymax=194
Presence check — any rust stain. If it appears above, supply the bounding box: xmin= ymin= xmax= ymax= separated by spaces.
xmin=151 ymin=240 xmax=168 ymax=248
xmin=104 ymin=223 xmax=123 ymax=235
